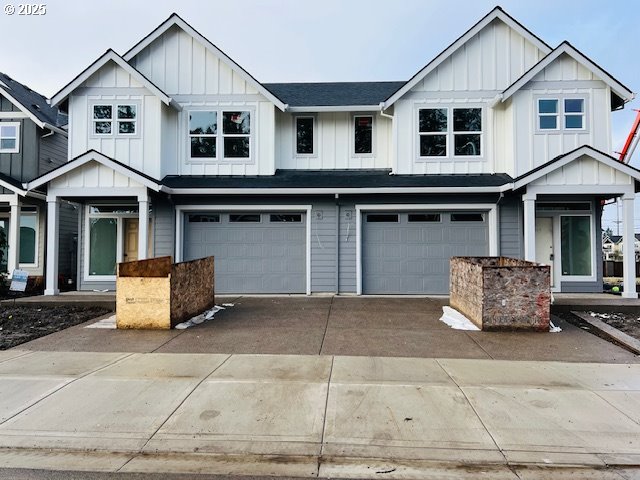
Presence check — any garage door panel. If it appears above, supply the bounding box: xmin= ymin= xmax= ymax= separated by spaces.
xmin=363 ymin=211 xmax=489 ymax=294
xmin=184 ymin=212 xmax=306 ymax=294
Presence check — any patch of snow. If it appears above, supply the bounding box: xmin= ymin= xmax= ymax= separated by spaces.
xmin=439 ymin=306 xmax=480 ymax=331
xmin=222 ymin=303 xmax=235 ymax=307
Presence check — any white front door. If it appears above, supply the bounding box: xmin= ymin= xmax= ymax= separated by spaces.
xmin=535 ymin=217 xmax=555 ymax=287
xmin=124 ymin=218 xmax=139 ymax=262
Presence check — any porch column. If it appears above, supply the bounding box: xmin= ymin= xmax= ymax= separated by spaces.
xmin=138 ymin=195 xmax=149 ymax=261
xmin=621 ymin=194 xmax=638 ymax=299
xmin=7 ymin=195 xmax=20 ymax=276
xmin=523 ymin=194 xmax=536 ymax=261
xmin=44 ymin=196 xmax=60 ymax=296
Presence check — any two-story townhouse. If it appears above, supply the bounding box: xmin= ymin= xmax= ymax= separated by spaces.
xmin=29 ymin=7 xmax=639 ymax=298
xmin=0 ymin=73 xmax=77 ymax=285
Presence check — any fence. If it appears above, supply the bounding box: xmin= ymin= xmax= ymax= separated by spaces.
xmin=602 ymin=261 xmax=640 ymax=278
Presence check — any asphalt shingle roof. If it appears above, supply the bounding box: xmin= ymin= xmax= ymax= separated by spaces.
xmin=264 ymin=82 xmax=406 ymax=107
xmin=0 ymin=72 xmax=67 ymax=127
xmin=161 ymin=169 xmax=513 ymax=189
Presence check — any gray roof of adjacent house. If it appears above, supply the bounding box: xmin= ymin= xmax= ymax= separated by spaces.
xmin=264 ymin=82 xmax=406 ymax=107
xmin=161 ymin=169 xmax=513 ymax=189
xmin=0 ymin=72 xmax=67 ymax=127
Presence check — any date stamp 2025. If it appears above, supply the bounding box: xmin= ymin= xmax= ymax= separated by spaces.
xmin=4 ymin=3 xmax=46 ymax=15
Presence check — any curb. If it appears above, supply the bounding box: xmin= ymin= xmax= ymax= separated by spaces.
xmin=572 ymin=311 xmax=640 ymax=355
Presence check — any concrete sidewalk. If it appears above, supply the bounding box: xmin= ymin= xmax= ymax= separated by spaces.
xmin=0 ymin=350 xmax=638 ymax=479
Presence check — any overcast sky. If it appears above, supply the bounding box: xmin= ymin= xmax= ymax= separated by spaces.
xmin=1 ymin=0 xmax=638 ymax=230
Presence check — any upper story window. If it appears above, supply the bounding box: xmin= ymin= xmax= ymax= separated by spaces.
xmin=92 ymin=104 xmax=137 ymax=136
xmin=295 ymin=117 xmax=314 ymax=155
xmin=418 ymin=107 xmax=482 ymax=158
xmin=354 ymin=115 xmax=373 ymax=155
xmin=0 ymin=123 xmax=20 ymax=153
xmin=537 ymin=98 xmax=586 ymax=131
xmin=188 ymin=110 xmax=251 ymax=160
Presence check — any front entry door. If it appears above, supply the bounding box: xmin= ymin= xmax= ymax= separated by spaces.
xmin=124 ymin=218 xmax=139 ymax=262
xmin=535 ymin=217 xmax=554 ymax=287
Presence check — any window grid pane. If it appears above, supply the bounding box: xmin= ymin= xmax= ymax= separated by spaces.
xmin=453 ymin=108 xmax=481 ymax=132
xmin=419 ymin=109 xmax=447 ymax=132
xmin=538 ymin=99 xmax=558 ymax=114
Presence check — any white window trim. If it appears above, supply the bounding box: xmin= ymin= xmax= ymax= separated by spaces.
xmin=83 ymin=204 xmax=139 ymax=282
xmin=89 ymin=101 xmax=141 ymax=139
xmin=351 ymin=114 xmax=375 ymax=158
xmin=18 ymin=206 xmax=39 ymax=268
xmin=557 ymin=212 xmax=597 ymax=282
xmin=415 ymin=105 xmax=484 ymax=161
xmin=354 ymin=203 xmax=498 ymax=295
xmin=535 ymin=94 xmax=588 ymax=134
xmin=174 ymin=204 xmax=312 ymax=295
xmin=185 ymin=107 xmax=255 ymax=164
xmin=294 ymin=115 xmax=317 ymax=158
xmin=0 ymin=122 xmax=20 ymax=154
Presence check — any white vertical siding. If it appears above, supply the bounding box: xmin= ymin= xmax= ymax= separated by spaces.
xmin=129 ymin=25 xmax=257 ymax=97
xmin=510 ymin=55 xmax=610 ymax=176
xmin=275 ymin=111 xmax=391 ymax=170
xmin=412 ymin=19 xmax=544 ymax=93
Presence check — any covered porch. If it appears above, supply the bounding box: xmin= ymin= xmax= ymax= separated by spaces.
xmin=517 ymin=146 xmax=640 ymax=299
xmin=24 ymin=151 xmax=161 ymax=295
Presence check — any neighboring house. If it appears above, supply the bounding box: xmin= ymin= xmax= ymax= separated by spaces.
xmin=602 ymin=234 xmax=622 ymax=260
xmin=28 ymin=7 xmax=640 ymax=298
xmin=604 ymin=234 xmax=640 ymax=261
xmin=0 ymin=72 xmax=77 ymax=284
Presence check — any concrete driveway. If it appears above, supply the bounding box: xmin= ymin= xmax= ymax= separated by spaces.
xmin=17 ymin=296 xmax=639 ymax=363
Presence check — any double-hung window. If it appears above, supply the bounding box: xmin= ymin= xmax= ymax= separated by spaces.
xmin=538 ymin=98 xmax=585 ymax=131
xmin=92 ymin=104 xmax=137 ymax=136
xmin=0 ymin=122 xmax=20 ymax=153
xmin=188 ymin=110 xmax=251 ymax=160
xmin=418 ymin=107 xmax=482 ymax=158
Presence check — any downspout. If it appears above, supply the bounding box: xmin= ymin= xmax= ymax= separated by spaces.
xmin=379 ymin=103 xmax=395 ymax=174
xmin=335 ymin=194 xmax=340 ymax=295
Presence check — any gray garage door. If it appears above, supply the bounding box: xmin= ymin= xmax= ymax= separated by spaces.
xmin=362 ymin=211 xmax=489 ymax=294
xmin=184 ymin=212 xmax=306 ymax=293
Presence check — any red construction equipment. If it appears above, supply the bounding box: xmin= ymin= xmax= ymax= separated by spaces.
xmin=618 ymin=109 xmax=640 ymax=163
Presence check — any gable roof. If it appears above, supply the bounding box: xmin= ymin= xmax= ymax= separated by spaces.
xmin=0 ymin=72 xmax=67 ymax=132
xmin=123 ymin=13 xmax=287 ymax=111
xmin=513 ymin=145 xmax=640 ymax=190
xmin=0 ymin=171 xmax=26 ymax=195
xmin=501 ymin=42 xmax=634 ymax=104
xmin=264 ymin=82 xmax=405 ymax=110
xmin=382 ymin=6 xmax=552 ymax=109
xmin=25 ymin=149 xmax=162 ymax=192
xmin=50 ymin=50 xmax=180 ymax=111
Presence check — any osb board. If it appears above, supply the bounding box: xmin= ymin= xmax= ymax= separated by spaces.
xmin=118 ymin=256 xmax=172 ymax=278
xmin=116 ymin=277 xmax=171 ymax=329
xmin=170 ymin=257 xmax=215 ymax=327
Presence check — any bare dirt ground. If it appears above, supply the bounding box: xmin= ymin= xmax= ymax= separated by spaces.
xmin=584 ymin=311 xmax=640 ymax=341
xmin=556 ymin=311 xmax=640 ymax=346
xmin=0 ymin=306 xmax=111 ymax=350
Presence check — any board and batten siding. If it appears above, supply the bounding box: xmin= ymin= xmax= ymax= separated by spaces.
xmin=127 ymin=25 xmax=275 ymax=176
xmin=0 ymin=117 xmax=38 ymax=182
xmin=510 ymin=55 xmax=611 ymax=177
xmin=275 ymin=112 xmax=392 ymax=170
xmin=49 ymin=160 xmax=147 ymax=191
xmin=129 ymin=25 xmax=260 ymax=97
xmin=529 ymin=155 xmax=635 ymax=188
xmin=68 ymin=62 xmax=163 ymax=179
xmin=392 ymin=19 xmax=545 ymax=175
